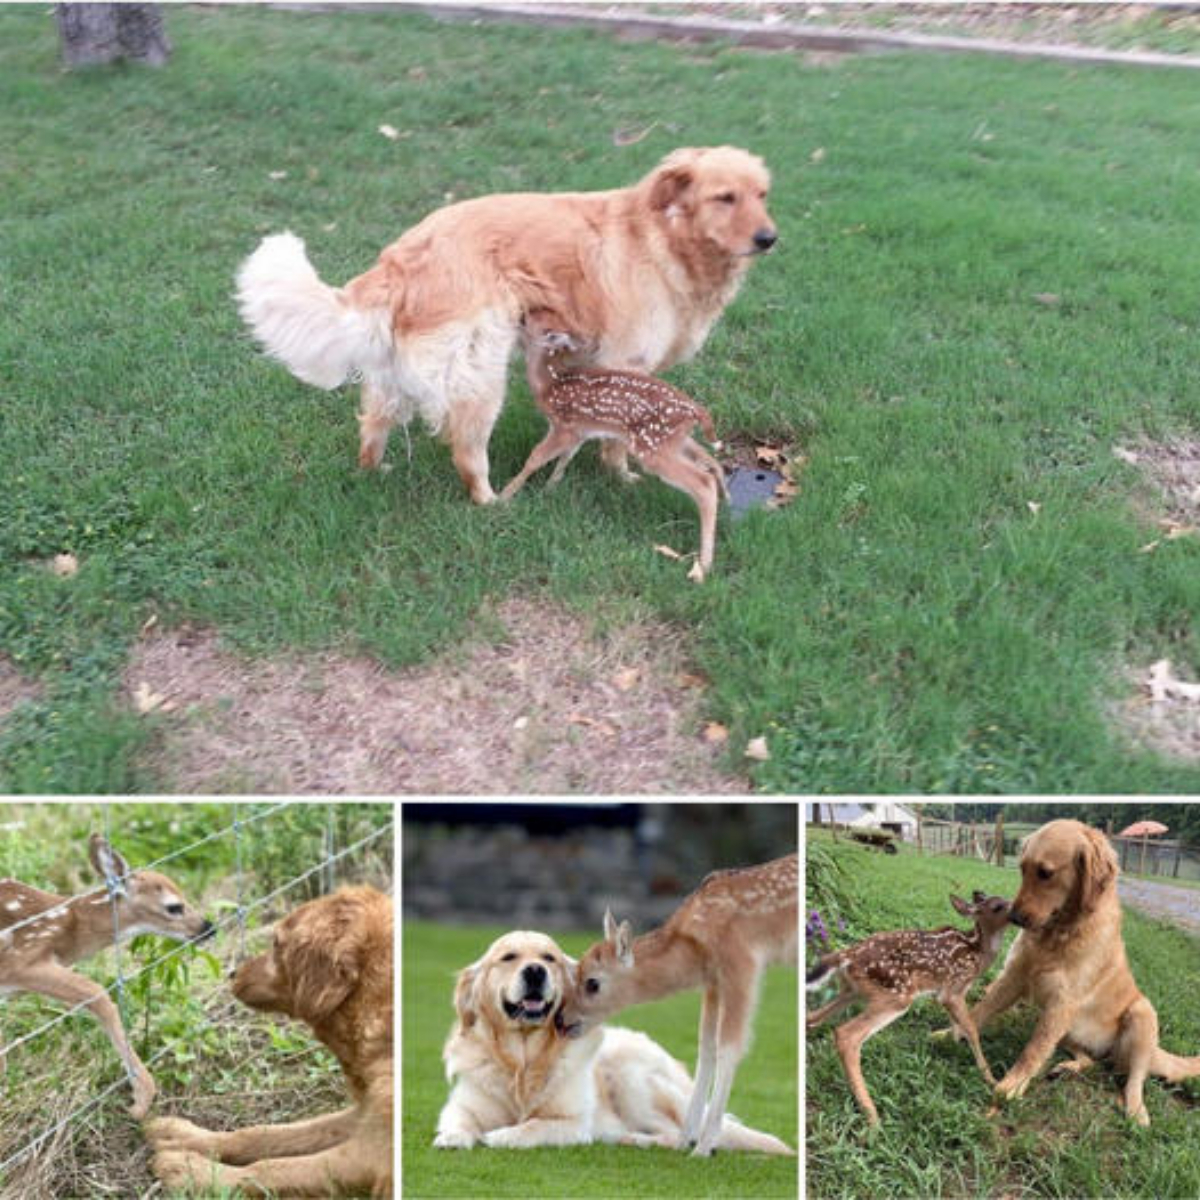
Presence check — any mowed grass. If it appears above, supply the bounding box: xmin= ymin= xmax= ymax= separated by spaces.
xmin=3 ymin=6 xmax=1200 ymax=790
xmin=402 ymin=921 xmax=798 ymax=1198
xmin=806 ymin=831 xmax=1200 ymax=1199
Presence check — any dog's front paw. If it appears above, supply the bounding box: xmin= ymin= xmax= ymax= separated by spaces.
xmin=433 ymin=1129 xmax=477 ymax=1150
xmin=994 ymin=1073 xmax=1029 ymax=1102
xmin=143 ymin=1116 xmax=210 ymax=1151
xmin=151 ymin=1146 xmax=223 ymax=1191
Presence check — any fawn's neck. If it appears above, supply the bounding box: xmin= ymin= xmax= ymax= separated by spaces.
xmin=967 ymin=924 xmax=1006 ymax=972
xmin=628 ymin=925 xmax=706 ymax=1000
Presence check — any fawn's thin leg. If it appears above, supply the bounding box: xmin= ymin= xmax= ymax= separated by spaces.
xmin=940 ymin=993 xmax=996 ymax=1086
xmin=546 ymin=441 xmax=585 ymax=488
xmin=499 ymin=426 xmax=581 ymax=501
xmin=808 ymin=985 xmax=856 ymax=1030
xmin=680 ymin=982 xmax=720 ymax=1148
xmin=693 ymin=957 xmax=759 ymax=1156
xmin=832 ymin=999 xmax=907 ymax=1126
xmin=13 ymin=961 xmax=156 ymax=1118
xmin=642 ymin=445 xmax=720 ymax=581
xmin=682 ymin=438 xmax=730 ymax=500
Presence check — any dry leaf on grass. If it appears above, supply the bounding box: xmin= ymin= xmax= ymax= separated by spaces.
xmin=1113 ymin=445 xmax=1140 ymax=465
xmin=133 ymin=682 xmax=167 ymax=714
xmin=653 ymin=544 xmax=685 ymax=561
xmin=678 ymin=671 xmax=708 ymax=690
xmin=612 ymin=667 xmax=641 ymax=692
xmin=1033 ymin=293 xmax=1061 ymax=307
xmin=744 ymin=735 xmax=771 ymax=761
xmin=51 ymin=553 xmax=78 ymax=578
xmin=703 ymin=721 xmax=729 ymax=745
xmin=566 ymin=713 xmax=618 ymax=737
xmin=268 ymin=170 xmax=288 ymax=181
xmin=809 ymin=147 xmax=826 ymax=164
xmin=378 ymin=124 xmax=400 ymax=140
xmin=612 ymin=122 xmax=658 ymax=146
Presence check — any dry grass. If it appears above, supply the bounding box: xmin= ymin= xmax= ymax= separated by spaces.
xmin=0 ymin=658 xmax=41 ymax=729
xmin=121 ymin=598 xmax=743 ymax=794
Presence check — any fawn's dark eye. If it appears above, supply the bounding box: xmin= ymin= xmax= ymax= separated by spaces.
xmin=585 ymin=978 xmax=601 ymax=995
xmin=165 ymin=902 xmax=184 ymax=916
xmin=500 ymin=952 xmax=518 ymax=962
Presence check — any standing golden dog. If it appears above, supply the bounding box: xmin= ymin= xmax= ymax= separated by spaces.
xmin=237 ymin=147 xmax=775 ymax=503
xmin=959 ymin=819 xmax=1200 ymax=1125
xmin=146 ymin=886 xmax=393 ymax=1197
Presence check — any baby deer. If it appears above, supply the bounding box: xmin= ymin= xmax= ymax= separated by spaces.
xmin=500 ymin=320 xmax=729 ymax=582
xmin=806 ymin=891 xmax=1012 ymax=1126
xmin=0 ymin=834 xmax=214 ymax=1118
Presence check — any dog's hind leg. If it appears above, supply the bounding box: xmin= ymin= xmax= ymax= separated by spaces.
xmin=444 ymin=392 xmax=503 ymax=504
xmin=358 ymin=380 xmax=398 ymax=470
xmin=1117 ymin=997 xmax=1159 ymax=1127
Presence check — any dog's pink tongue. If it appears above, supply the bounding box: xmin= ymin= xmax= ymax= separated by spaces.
xmin=522 ymin=998 xmax=547 ymax=1014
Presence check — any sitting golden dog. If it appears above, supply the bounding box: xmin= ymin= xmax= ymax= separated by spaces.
xmin=146 ymin=886 xmax=393 ymax=1197
xmin=958 ymin=819 xmax=1200 ymax=1125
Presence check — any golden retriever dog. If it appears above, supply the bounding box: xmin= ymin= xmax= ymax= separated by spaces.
xmin=434 ymin=930 xmax=792 ymax=1153
xmin=146 ymin=886 xmax=393 ymax=1197
xmin=958 ymin=819 xmax=1200 ymax=1125
xmin=236 ymin=146 xmax=775 ymax=504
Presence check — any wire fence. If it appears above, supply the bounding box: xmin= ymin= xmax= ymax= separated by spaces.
xmin=0 ymin=801 xmax=393 ymax=1185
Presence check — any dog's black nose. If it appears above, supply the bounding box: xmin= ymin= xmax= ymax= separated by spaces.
xmin=753 ymin=228 xmax=778 ymax=252
xmin=1009 ymin=909 xmax=1028 ymax=928
xmin=522 ymin=963 xmax=547 ymax=990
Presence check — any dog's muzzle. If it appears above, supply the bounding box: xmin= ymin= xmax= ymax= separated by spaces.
xmin=503 ymin=963 xmax=554 ymax=1023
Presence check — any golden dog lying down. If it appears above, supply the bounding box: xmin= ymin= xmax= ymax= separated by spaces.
xmin=237 ymin=146 xmax=775 ymax=504
xmin=146 ymin=886 xmax=393 ymax=1197
xmin=434 ymin=930 xmax=792 ymax=1153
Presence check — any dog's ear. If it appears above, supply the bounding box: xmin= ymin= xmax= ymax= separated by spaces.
xmin=1076 ymin=827 xmax=1118 ymax=914
xmin=279 ymin=895 xmax=366 ymax=1024
xmin=453 ymin=960 xmax=481 ymax=1032
xmin=647 ymin=148 xmax=699 ymax=213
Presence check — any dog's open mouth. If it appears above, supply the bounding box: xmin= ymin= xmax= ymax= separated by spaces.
xmin=503 ymin=995 xmax=552 ymax=1023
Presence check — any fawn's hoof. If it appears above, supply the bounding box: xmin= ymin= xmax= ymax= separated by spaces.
xmin=687 ymin=561 xmax=707 ymax=583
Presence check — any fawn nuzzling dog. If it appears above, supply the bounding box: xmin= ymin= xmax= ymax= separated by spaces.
xmin=557 ymin=853 xmax=798 ymax=1157
xmin=806 ymin=891 xmax=1012 ymax=1126
xmin=0 ymin=835 xmax=214 ymax=1118
xmin=500 ymin=316 xmax=729 ymax=581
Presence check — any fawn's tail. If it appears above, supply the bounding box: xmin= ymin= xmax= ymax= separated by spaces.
xmin=806 ymin=957 xmax=845 ymax=990
xmin=694 ymin=403 xmax=719 ymax=446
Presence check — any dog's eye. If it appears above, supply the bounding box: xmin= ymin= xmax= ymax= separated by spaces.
xmin=585 ymin=978 xmax=601 ymax=995
xmin=714 ymin=191 xmax=736 ymax=205
xmin=500 ymin=952 xmax=518 ymax=962
xmin=541 ymin=954 xmax=555 ymax=964
xmin=1037 ymin=866 xmax=1053 ymax=881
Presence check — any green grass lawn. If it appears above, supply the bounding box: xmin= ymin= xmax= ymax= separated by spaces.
xmin=806 ymin=831 xmax=1200 ymax=1199
xmin=403 ymin=921 xmax=798 ymax=1198
xmin=4 ymin=6 xmax=1200 ymax=791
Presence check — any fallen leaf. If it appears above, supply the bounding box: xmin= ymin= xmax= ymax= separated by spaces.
xmin=378 ymin=123 xmax=400 ymax=140
xmin=744 ymin=735 xmax=771 ymax=761
xmin=612 ymin=121 xmax=658 ymax=147
xmin=1112 ymin=445 xmax=1139 ymax=465
xmin=1032 ymin=293 xmax=1061 ymax=307
xmin=141 ymin=613 xmax=159 ymax=635
xmin=1027 ymin=501 xmax=1041 ymax=516
xmin=133 ymin=681 xmax=166 ymax=714
xmin=612 ymin=667 xmax=641 ymax=692
xmin=51 ymin=553 xmax=78 ymax=577
xmin=268 ymin=170 xmax=288 ymax=181
xmin=755 ymin=444 xmax=786 ymax=468
xmin=1146 ymin=659 xmax=1200 ymax=703
xmin=653 ymin=543 xmax=684 ymax=561
xmin=566 ymin=713 xmax=617 ymax=737
xmin=678 ymin=671 xmax=709 ymax=690
xmin=513 ymin=715 xmax=529 ymax=731
xmin=1139 ymin=539 xmax=1161 ymax=554
xmin=702 ymin=721 xmax=729 ymax=745
xmin=1160 ymin=520 xmax=1196 ymax=540
xmin=809 ymin=146 xmax=826 ymax=164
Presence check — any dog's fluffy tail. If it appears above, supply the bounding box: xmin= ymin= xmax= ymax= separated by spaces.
xmin=1151 ymin=1047 xmax=1200 ymax=1081
xmin=236 ymin=232 xmax=389 ymax=390
xmin=716 ymin=1116 xmax=795 ymax=1156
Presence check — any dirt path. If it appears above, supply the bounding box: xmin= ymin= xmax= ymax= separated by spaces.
xmin=1119 ymin=876 xmax=1200 ymax=937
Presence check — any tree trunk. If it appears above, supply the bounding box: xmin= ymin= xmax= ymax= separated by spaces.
xmin=56 ymin=4 xmax=171 ymax=68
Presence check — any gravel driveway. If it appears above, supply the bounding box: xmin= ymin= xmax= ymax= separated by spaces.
xmin=1119 ymin=876 xmax=1200 ymax=937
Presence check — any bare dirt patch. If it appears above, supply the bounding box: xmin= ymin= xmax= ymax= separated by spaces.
xmin=0 ymin=657 xmax=42 ymax=727
xmin=122 ymin=598 xmax=745 ymax=794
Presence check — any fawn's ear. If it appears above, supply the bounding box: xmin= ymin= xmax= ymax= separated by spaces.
xmin=603 ymin=908 xmax=634 ymax=967
xmin=949 ymin=894 xmax=972 ymax=916
xmin=88 ymin=835 xmax=130 ymax=891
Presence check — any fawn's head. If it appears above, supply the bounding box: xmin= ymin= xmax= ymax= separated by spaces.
xmin=88 ymin=834 xmax=214 ymax=944
xmin=950 ymin=890 xmax=1012 ymax=938
xmin=557 ymin=908 xmax=639 ymax=1037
